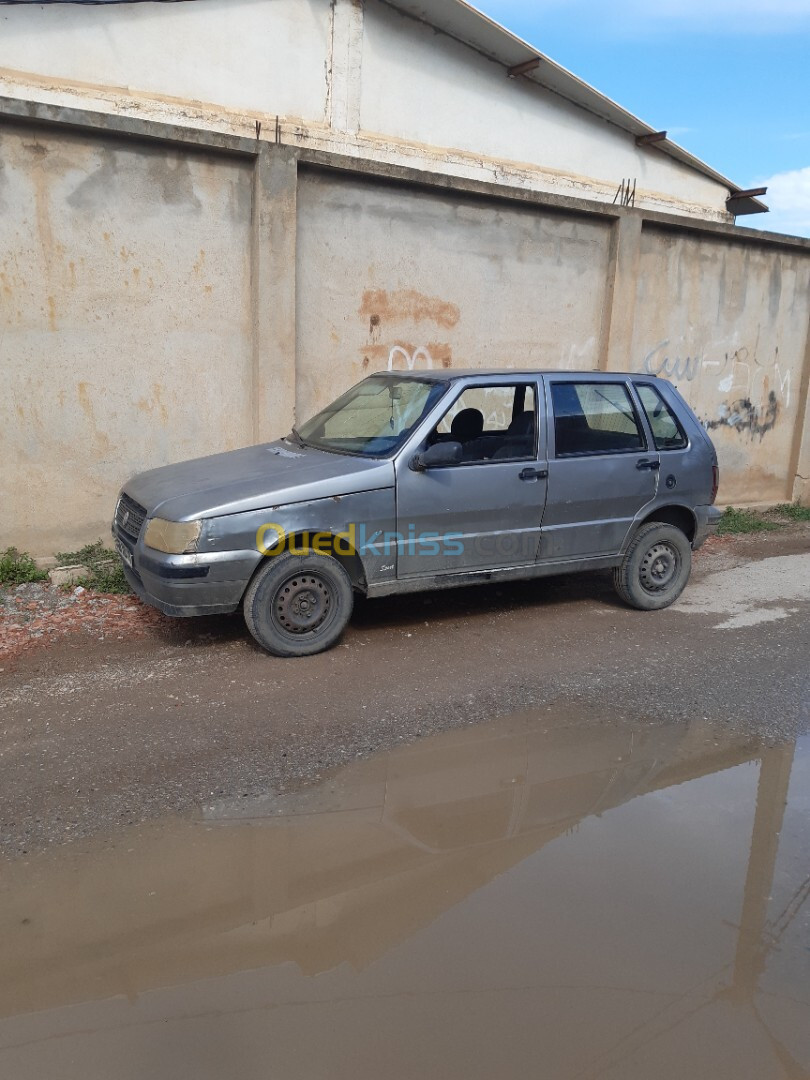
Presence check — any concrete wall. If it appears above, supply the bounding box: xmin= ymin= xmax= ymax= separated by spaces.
xmin=1 ymin=109 xmax=809 ymax=557
xmin=0 ymin=0 xmax=734 ymax=222
xmin=296 ymin=170 xmax=612 ymax=421
xmin=294 ymin=168 xmax=810 ymax=509
xmin=628 ymin=227 xmax=810 ymax=504
xmin=0 ymin=123 xmax=254 ymax=555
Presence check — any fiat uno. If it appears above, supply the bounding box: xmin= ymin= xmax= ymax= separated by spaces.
xmin=113 ymin=370 xmax=721 ymax=656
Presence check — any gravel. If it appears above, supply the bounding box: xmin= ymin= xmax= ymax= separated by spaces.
xmin=0 ymin=581 xmax=168 ymax=666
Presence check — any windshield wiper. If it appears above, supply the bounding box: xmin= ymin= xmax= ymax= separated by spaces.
xmin=288 ymin=426 xmax=307 ymax=448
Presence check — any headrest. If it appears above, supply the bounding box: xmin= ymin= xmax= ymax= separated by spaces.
xmin=508 ymin=411 xmax=535 ymax=437
xmin=450 ymin=407 xmax=484 ymax=441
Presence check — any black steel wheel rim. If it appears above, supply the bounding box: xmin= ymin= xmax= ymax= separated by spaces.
xmin=639 ymin=541 xmax=680 ymax=593
xmin=273 ymin=572 xmax=334 ymax=635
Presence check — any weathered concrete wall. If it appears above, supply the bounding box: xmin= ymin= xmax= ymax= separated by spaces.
xmin=0 ymin=123 xmax=254 ymax=555
xmin=296 ymin=169 xmax=612 ymax=421
xmin=295 ymin=169 xmax=810 ymax=508
xmin=626 ymin=227 xmax=810 ymax=504
xmin=1 ymin=106 xmax=809 ymax=559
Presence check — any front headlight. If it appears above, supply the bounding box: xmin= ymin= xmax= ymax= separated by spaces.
xmin=143 ymin=518 xmax=202 ymax=554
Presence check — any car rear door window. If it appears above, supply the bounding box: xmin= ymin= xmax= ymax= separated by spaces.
xmin=552 ymin=382 xmax=645 ymax=457
xmin=635 ymin=383 xmax=688 ymax=451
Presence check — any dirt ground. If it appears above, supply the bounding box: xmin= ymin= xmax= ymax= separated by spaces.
xmin=1 ymin=526 xmax=808 ymax=857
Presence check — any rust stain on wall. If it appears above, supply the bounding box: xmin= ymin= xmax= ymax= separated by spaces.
xmin=77 ymin=382 xmax=112 ymax=454
xmin=136 ymin=383 xmax=170 ymax=426
xmin=77 ymin=381 xmax=93 ymax=421
xmin=359 ymin=289 xmax=460 ymax=330
xmin=31 ymin=160 xmax=54 ymax=262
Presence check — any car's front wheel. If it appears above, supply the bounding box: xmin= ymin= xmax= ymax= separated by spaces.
xmin=613 ymin=521 xmax=692 ymax=610
xmin=243 ymin=551 xmax=354 ymax=657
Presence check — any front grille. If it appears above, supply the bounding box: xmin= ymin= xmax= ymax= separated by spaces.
xmin=115 ymin=492 xmax=147 ymax=541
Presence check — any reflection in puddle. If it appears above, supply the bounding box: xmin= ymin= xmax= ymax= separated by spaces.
xmin=0 ymin=712 xmax=808 ymax=1079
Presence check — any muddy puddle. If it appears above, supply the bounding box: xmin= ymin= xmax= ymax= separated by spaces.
xmin=1 ymin=709 xmax=808 ymax=1079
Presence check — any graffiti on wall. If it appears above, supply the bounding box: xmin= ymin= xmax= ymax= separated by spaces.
xmin=702 ymin=393 xmax=780 ymax=440
xmin=387 ymin=345 xmax=434 ymax=371
xmin=641 ymin=340 xmax=792 ymax=438
xmin=561 ymin=336 xmax=598 ymax=371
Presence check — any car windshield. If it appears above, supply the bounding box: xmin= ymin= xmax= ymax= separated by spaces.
xmin=295 ymin=375 xmax=447 ymax=458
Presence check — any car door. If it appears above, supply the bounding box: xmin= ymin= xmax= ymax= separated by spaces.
xmin=394 ymin=379 xmax=548 ymax=578
xmin=539 ymin=377 xmax=660 ymax=560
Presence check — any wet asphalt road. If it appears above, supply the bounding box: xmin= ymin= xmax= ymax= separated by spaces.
xmin=1 ymin=528 xmax=808 ymax=857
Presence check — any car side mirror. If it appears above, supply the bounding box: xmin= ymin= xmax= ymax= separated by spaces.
xmin=410 ymin=441 xmax=462 ymax=471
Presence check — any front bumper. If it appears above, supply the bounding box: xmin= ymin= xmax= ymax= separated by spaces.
xmin=693 ymin=504 xmax=723 ymax=550
xmin=113 ymin=525 xmax=262 ymax=618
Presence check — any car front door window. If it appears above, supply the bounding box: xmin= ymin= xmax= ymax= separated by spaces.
xmin=434 ymin=384 xmax=537 ymax=463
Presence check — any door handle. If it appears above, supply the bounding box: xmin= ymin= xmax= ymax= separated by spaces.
xmin=519 ymin=467 xmax=548 ymax=481
xmin=636 ymin=459 xmax=660 ymax=471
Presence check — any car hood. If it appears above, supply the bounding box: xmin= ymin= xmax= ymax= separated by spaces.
xmin=124 ymin=440 xmax=395 ymax=521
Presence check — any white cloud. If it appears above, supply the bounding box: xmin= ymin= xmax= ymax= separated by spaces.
xmin=754 ymin=166 xmax=810 ymax=238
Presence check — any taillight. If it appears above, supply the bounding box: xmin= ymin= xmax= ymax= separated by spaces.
xmin=710 ymin=465 xmax=719 ymax=504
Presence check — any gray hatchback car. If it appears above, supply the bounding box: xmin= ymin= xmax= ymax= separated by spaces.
xmin=113 ymin=370 xmax=722 ymax=656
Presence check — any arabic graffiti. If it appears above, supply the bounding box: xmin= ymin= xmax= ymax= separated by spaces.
xmin=702 ymin=393 xmax=780 ymax=441
xmin=640 ymin=339 xmax=796 ymax=440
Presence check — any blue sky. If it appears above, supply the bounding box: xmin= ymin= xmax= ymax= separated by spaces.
xmin=473 ymin=0 xmax=810 ymax=236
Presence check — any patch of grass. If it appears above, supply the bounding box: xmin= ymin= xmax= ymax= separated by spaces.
xmin=55 ymin=541 xmax=131 ymax=594
xmin=769 ymin=502 xmax=810 ymax=523
xmin=716 ymin=507 xmax=782 ymax=536
xmin=0 ymin=547 xmax=49 ymax=586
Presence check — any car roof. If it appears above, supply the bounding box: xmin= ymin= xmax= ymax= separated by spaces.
xmin=372 ymin=368 xmax=652 ymax=382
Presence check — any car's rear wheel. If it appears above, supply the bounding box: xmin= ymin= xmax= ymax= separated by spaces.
xmin=243 ymin=551 xmax=354 ymax=657
xmin=613 ymin=521 xmax=692 ymax=610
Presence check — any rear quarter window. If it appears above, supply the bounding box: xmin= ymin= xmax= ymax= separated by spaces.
xmin=635 ymin=384 xmax=688 ymax=451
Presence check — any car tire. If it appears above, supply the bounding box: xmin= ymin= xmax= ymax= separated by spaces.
xmin=243 ymin=551 xmax=354 ymax=657
xmin=612 ymin=521 xmax=692 ymax=611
